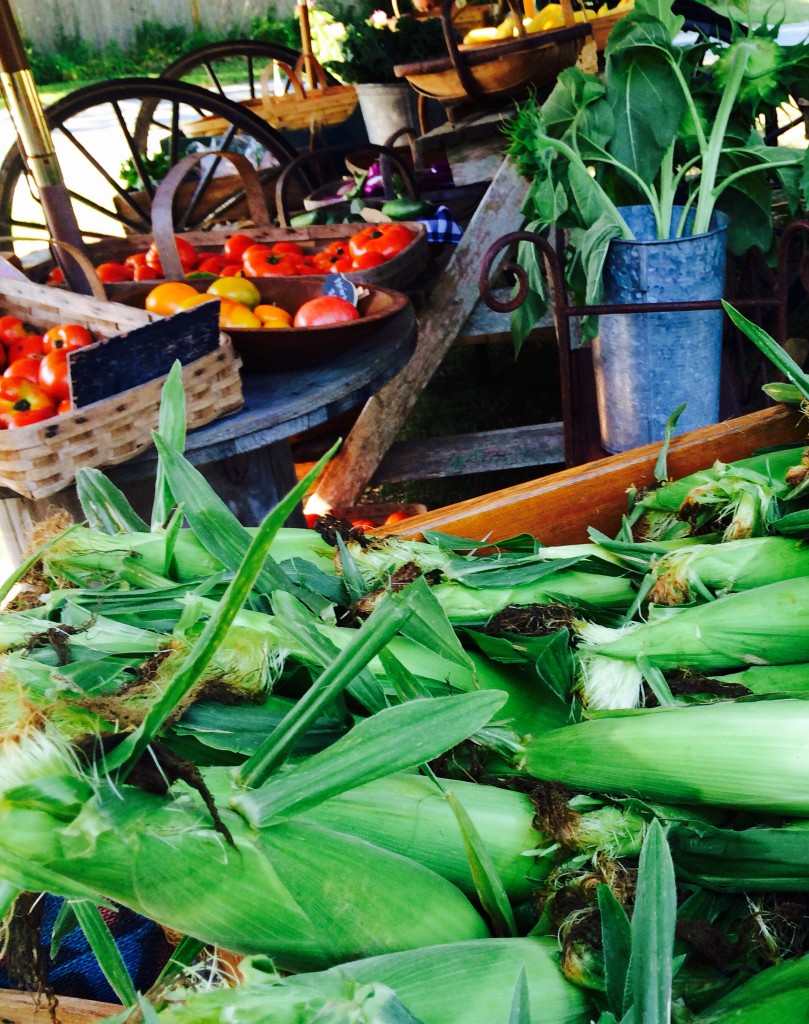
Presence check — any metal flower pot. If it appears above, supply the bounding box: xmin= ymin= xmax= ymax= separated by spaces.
xmin=592 ymin=205 xmax=730 ymax=454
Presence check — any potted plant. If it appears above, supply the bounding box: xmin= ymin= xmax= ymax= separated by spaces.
xmin=507 ymin=0 xmax=809 ymax=451
xmin=324 ymin=2 xmax=446 ymax=142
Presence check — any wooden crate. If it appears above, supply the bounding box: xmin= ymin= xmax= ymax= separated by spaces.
xmin=0 ymin=276 xmax=243 ymax=500
xmin=381 ymin=405 xmax=808 ymax=543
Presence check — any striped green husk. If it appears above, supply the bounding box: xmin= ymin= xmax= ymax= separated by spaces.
xmin=301 ymin=772 xmax=644 ymax=901
xmin=157 ymin=938 xmax=589 ymax=1024
xmin=672 ymin=820 xmax=809 ymax=891
xmin=0 ymin=780 xmax=488 ymax=972
xmin=524 ymin=700 xmax=809 ymax=814
xmin=694 ymin=954 xmax=809 ymax=1023
xmin=582 ymin=576 xmax=809 ymax=671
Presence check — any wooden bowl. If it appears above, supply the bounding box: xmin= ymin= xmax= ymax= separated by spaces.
xmin=119 ymin=277 xmax=411 ymax=373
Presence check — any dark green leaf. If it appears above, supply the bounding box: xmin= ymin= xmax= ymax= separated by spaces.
xmin=626 ymin=819 xmax=677 ymax=1024
xmin=378 ymin=648 xmax=433 ymax=700
xmin=582 ymin=212 xmax=625 ymax=304
xmin=50 ymin=900 xmax=78 ymax=959
xmin=653 ymin=403 xmax=686 ymax=481
xmin=723 ymin=301 xmax=809 ymax=403
xmin=598 ymin=882 xmax=632 ymax=1019
xmin=73 ymin=902 xmax=137 ymax=1006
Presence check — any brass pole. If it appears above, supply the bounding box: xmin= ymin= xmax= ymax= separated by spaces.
xmin=0 ymin=0 xmax=92 ymax=293
xmin=297 ymin=0 xmax=315 ymax=89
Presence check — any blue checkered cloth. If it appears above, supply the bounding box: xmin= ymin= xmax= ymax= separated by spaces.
xmin=0 ymin=895 xmax=172 ymax=1002
xmin=419 ymin=206 xmax=464 ymax=245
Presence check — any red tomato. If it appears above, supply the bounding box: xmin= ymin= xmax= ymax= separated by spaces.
xmin=0 ymin=316 xmax=33 ymax=345
xmin=134 ymin=264 xmax=161 ymax=282
xmin=325 ymin=241 xmax=350 ymax=259
xmin=38 ymin=350 xmax=70 ymax=402
xmin=293 ymin=296 xmax=360 ymax=328
xmin=219 ymin=264 xmax=244 ymax=277
xmin=271 ymin=241 xmax=304 ymax=258
xmin=243 ymin=247 xmax=299 ymax=277
xmin=5 ymin=356 xmax=43 ymax=383
xmin=146 ymin=237 xmax=198 ymax=273
xmin=95 ymin=261 xmax=133 ymax=283
xmin=43 ymin=324 xmax=93 ymax=354
xmin=224 ymin=233 xmax=254 ymax=261
xmin=352 ymin=252 xmax=387 ymax=270
xmin=348 ymin=224 xmax=414 ymax=261
xmin=47 ymin=266 xmax=65 ymax=285
xmin=0 ymin=377 xmax=55 ymax=428
xmin=196 ymin=254 xmax=228 ymax=275
xmin=124 ymin=252 xmax=149 ymax=270
xmin=383 ymin=511 xmax=410 ymax=526
xmin=350 ymin=519 xmax=375 ymax=531
xmin=7 ymin=335 xmax=43 ymax=361
xmin=57 ymin=398 xmax=72 ymax=415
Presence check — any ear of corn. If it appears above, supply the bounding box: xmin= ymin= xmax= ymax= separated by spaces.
xmin=156 ymin=938 xmax=589 ymax=1024
xmin=693 ymin=953 xmax=809 ymax=1023
xmin=524 ymin=701 xmax=809 ymax=814
xmin=671 ymin=819 xmax=809 ymax=891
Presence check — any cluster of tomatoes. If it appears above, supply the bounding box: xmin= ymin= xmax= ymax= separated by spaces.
xmin=144 ymin=276 xmax=361 ymax=331
xmin=0 ymin=317 xmax=93 ymax=428
xmin=47 ymin=225 xmax=417 ymax=287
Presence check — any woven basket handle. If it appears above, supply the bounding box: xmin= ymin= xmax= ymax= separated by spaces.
xmin=152 ymin=151 xmax=272 ymax=280
xmin=294 ymin=52 xmax=330 ymax=91
xmin=47 ymin=239 xmax=108 ymax=300
xmin=259 ymin=59 xmax=307 ymax=107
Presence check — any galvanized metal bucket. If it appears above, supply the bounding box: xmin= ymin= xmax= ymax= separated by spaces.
xmin=592 ymin=205 xmax=730 ymax=454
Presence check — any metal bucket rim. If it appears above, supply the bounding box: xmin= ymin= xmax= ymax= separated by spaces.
xmin=610 ymin=205 xmax=730 ymax=248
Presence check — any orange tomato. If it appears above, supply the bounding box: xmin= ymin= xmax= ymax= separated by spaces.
xmin=383 ymin=511 xmax=410 ymax=526
xmin=145 ymin=282 xmax=200 ymax=315
xmin=177 ymin=294 xmax=219 ymax=310
xmin=218 ymin=300 xmax=262 ymax=329
xmin=95 ymin=261 xmax=133 ymax=283
xmin=254 ymin=304 xmax=293 ymax=326
xmin=0 ymin=316 xmax=33 ymax=345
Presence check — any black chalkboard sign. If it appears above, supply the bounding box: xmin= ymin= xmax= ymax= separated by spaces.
xmin=68 ymin=301 xmax=221 ymax=409
xmin=323 ymin=273 xmax=358 ymax=306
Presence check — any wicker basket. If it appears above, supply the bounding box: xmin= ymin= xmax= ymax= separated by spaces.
xmin=182 ymin=56 xmax=357 ymax=137
xmin=0 ymin=275 xmax=243 ymax=500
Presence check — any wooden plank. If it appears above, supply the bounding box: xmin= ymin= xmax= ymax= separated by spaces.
xmin=0 ymin=991 xmax=120 ymax=1023
xmin=310 ymin=156 xmax=529 ymax=509
xmin=372 ymin=423 xmax=565 ymax=482
xmin=456 ymin=289 xmax=554 ymax=344
xmin=381 ymin=405 xmax=807 ymax=544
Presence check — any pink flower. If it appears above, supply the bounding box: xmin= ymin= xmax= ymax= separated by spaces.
xmin=369 ymin=9 xmax=390 ymax=28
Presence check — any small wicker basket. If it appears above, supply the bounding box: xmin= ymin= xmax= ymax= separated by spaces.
xmin=0 ymin=276 xmax=243 ymax=500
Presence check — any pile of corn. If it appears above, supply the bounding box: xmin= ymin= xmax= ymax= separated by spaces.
xmin=4 ymin=331 xmax=809 ymax=1023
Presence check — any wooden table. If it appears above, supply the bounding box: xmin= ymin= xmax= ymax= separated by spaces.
xmin=0 ymin=305 xmax=416 ymax=569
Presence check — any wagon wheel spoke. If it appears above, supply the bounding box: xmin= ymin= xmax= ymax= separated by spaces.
xmin=111 ymin=99 xmax=157 ymax=200
xmin=178 ymin=122 xmax=240 ymax=231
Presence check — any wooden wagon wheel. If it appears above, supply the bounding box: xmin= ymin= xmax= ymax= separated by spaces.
xmin=0 ymin=77 xmax=303 ymax=254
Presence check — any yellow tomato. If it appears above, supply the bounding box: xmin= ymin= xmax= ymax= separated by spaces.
xmin=177 ymin=293 xmax=218 ymax=310
xmin=219 ymin=299 xmax=262 ymax=329
xmin=254 ymin=304 xmax=293 ymax=326
xmin=260 ymin=319 xmax=294 ymax=330
xmin=206 ymin=276 xmax=261 ymax=310
xmin=145 ymin=282 xmax=199 ymax=315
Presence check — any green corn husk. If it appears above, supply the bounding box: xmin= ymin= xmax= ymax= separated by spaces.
xmin=693 ymin=954 xmax=809 ymax=1023
xmin=300 ymin=772 xmax=645 ymax=901
xmin=42 ymin=525 xmax=335 ymax=586
xmin=429 ymin=570 xmax=636 ymax=624
xmin=156 ymin=938 xmax=589 ymax=1024
xmin=647 ymin=536 xmax=809 ymax=605
xmin=630 ymin=446 xmax=806 ymax=542
xmin=524 ymin=700 xmax=809 ymax=815
xmin=709 ymin=662 xmax=809 ymax=696
xmin=0 ymin=765 xmax=489 ymax=971
xmin=580 ymin=576 xmax=809 ymax=675
xmin=671 ymin=819 xmax=809 ymax=892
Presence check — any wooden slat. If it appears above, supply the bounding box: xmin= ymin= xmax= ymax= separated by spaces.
xmin=310 ymin=156 xmax=529 ymax=509
xmin=381 ymin=405 xmax=807 ymax=544
xmin=0 ymin=991 xmax=120 ymax=1023
xmin=372 ymin=423 xmax=565 ymax=482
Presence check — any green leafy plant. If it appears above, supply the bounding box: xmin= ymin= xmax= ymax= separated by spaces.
xmin=324 ymin=3 xmax=447 ymax=85
xmin=506 ymin=0 xmax=809 ymax=348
